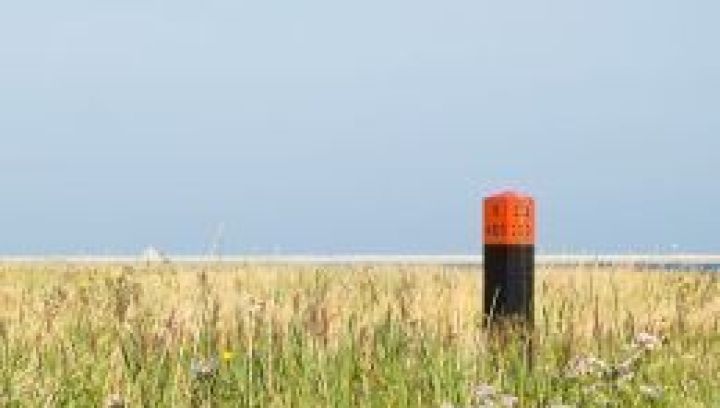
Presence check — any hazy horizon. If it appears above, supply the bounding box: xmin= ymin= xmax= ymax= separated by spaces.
xmin=1 ymin=1 xmax=719 ymax=254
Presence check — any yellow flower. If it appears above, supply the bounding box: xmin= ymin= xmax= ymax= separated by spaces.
xmin=222 ymin=351 xmax=236 ymax=362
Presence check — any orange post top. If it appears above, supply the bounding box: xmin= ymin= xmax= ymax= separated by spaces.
xmin=483 ymin=191 xmax=535 ymax=245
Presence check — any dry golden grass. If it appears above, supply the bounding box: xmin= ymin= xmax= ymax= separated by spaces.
xmin=0 ymin=262 xmax=717 ymax=406
xmin=2 ymin=263 xmax=716 ymax=343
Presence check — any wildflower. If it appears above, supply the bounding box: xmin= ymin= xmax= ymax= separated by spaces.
xmin=608 ymin=355 xmax=639 ymax=381
xmin=632 ymin=332 xmax=662 ymax=351
xmin=639 ymin=385 xmax=663 ymax=400
xmin=566 ymin=355 xmax=607 ymax=378
xmin=615 ymin=371 xmax=634 ymax=382
xmin=471 ymin=384 xmax=519 ymax=407
xmin=105 ymin=394 xmax=125 ymax=408
xmin=499 ymin=394 xmax=519 ymax=407
xmin=222 ymin=350 xmax=236 ymax=362
xmin=472 ymin=383 xmax=497 ymax=401
xmin=190 ymin=357 xmax=219 ymax=381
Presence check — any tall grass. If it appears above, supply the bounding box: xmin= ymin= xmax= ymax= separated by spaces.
xmin=0 ymin=263 xmax=717 ymax=406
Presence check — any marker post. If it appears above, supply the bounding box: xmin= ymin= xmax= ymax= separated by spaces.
xmin=483 ymin=191 xmax=535 ymax=325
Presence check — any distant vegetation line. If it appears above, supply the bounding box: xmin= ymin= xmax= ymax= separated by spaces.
xmin=0 ymin=254 xmax=719 ymax=271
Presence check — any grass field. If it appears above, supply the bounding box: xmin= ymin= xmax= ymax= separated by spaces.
xmin=0 ymin=262 xmax=717 ymax=407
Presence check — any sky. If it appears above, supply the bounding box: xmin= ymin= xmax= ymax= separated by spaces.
xmin=0 ymin=1 xmax=719 ymax=254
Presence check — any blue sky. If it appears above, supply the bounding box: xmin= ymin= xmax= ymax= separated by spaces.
xmin=1 ymin=1 xmax=718 ymax=254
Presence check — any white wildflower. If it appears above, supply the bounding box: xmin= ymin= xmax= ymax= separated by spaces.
xmin=632 ymin=332 xmax=662 ymax=351
xmin=190 ymin=357 xmax=219 ymax=381
xmin=566 ymin=355 xmax=608 ymax=378
xmin=473 ymin=383 xmax=498 ymax=401
xmin=639 ymin=384 xmax=663 ymax=400
xmin=608 ymin=355 xmax=638 ymax=381
xmin=499 ymin=394 xmax=519 ymax=407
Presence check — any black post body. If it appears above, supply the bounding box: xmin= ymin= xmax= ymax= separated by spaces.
xmin=483 ymin=244 xmax=534 ymax=323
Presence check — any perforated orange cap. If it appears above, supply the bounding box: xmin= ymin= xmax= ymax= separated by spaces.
xmin=483 ymin=191 xmax=535 ymax=245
